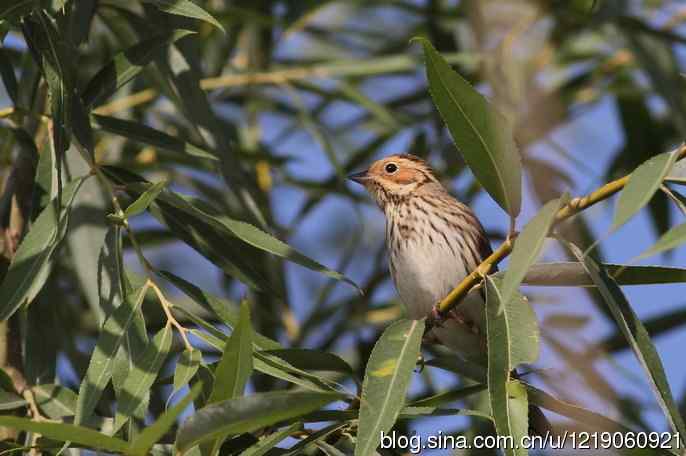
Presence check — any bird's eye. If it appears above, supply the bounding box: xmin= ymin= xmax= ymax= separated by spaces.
xmin=385 ymin=163 xmax=398 ymax=173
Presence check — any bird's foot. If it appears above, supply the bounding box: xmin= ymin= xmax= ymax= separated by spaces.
xmin=429 ymin=306 xmax=446 ymax=328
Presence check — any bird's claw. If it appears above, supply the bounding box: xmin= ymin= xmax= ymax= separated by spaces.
xmin=429 ymin=306 xmax=446 ymax=328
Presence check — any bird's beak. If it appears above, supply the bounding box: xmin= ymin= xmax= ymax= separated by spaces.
xmin=347 ymin=170 xmax=370 ymax=184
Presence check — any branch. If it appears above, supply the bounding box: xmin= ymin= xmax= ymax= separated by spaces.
xmin=436 ymin=143 xmax=686 ymax=315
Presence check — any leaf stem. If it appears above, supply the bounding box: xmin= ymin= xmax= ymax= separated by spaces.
xmin=149 ymin=280 xmax=193 ymax=352
xmin=436 ymin=143 xmax=686 ymax=315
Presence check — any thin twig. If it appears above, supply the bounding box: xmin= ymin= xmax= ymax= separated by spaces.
xmin=149 ymin=280 xmax=193 ymax=352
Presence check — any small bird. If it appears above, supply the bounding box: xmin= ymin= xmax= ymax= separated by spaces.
xmin=348 ymin=153 xmax=491 ymax=361
xmin=349 ymin=154 xmax=550 ymax=434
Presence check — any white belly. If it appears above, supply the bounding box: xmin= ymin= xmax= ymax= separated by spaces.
xmin=388 ymin=229 xmax=487 ymax=361
xmin=389 ymin=233 xmax=469 ymax=319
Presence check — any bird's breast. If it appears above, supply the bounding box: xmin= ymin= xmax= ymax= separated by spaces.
xmin=388 ymin=226 xmax=471 ymax=320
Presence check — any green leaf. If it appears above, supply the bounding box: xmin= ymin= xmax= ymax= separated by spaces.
xmin=0 ymin=0 xmax=41 ymax=23
xmin=92 ymin=114 xmax=219 ymax=161
xmin=636 ymin=223 xmax=686 ymax=260
xmin=501 ymin=197 xmax=564 ymax=304
xmin=124 ymin=180 xmax=168 ymax=218
xmin=128 ymin=383 xmax=203 ymax=456
xmin=414 ymin=37 xmax=522 ymax=217
xmin=75 ymin=282 xmax=149 ymax=426
xmin=82 ymin=30 xmax=195 ymax=107
xmin=0 ymin=391 xmax=27 ymax=411
xmin=0 ymin=48 xmax=19 ymax=105
xmin=115 ymin=324 xmax=173 ymax=431
xmin=208 ymin=301 xmax=253 ymax=403
xmin=106 ymin=167 xmax=359 ymax=292
xmin=484 ymin=275 xmax=527 ymax=456
xmin=143 ymin=0 xmax=225 ymax=33
xmin=175 ymin=391 xmax=343 ymax=453
xmin=261 ymin=349 xmax=353 ymax=375
xmin=499 ymin=262 xmax=686 ymax=287
xmin=613 ymin=150 xmax=680 ymax=230
xmin=32 ymin=384 xmax=77 ymax=418
xmin=568 ymin=242 xmax=686 ymax=442
xmin=174 ymin=349 xmax=202 ymax=393
xmin=242 ymin=423 xmax=302 ymax=456
xmin=65 ymin=150 xmax=109 ymax=322
xmin=0 ymin=177 xmax=85 ymax=320
xmin=0 ymin=416 xmax=128 ymax=452
xmin=355 ymin=318 xmax=424 ymax=456
xmin=409 ymin=384 xmax=487 ymax=407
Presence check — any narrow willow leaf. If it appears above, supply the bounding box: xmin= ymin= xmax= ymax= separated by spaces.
xmin=143 ymin=0 xmax=225 ymax=32
xmin=409 ymin=384 xmax=487 ymax=407
xmin=613 ymin=150 xmax=680 ymax=230
xmin=568 ymin=243 xmax=686 ymax=442
xmin=242 ymin=423 xmax=302 ymax=456
xmin=114 ymin=325 xmax=173 ymax=431
xmin=158 ymin=270 xmax=280 ymax=350
xmin=174 ymin=349 xmax=202 ymax=392
xmin=124 ymin=180 xmax=168 ymax=218
xmin=92 ymin=114 xmax=219 ymax=161
xmin=484 ymin=276 xmax=521 ymax=456
xmin=283 ymin=423 xmax=348 ymax=456
xmin=525 ymin=383 xmax=644 ymax=433
xmin=423 ymin=356 xmax=487 ymax=383
xmin=66 ymin=151 xmax=108 ymax=322
xmin=0 ymin=391 xmax=27 ymax=411
xmin=414 ymin=37 xmax=521 ymax=217
xmin=82 ymin=30 xmax=195 ymax=107
xmin=501 ymin=197 xmax=564 ymax=304
xmin=75 ymin=282 xmax=149 ymax=426
xmin=175 ymin=392 xmax=343 ymax=453
xmin=32 ymin=384 xmax=77 ymax=418
xmin=261 ymin=349 xmax=353 ymax=374
xmin=128 ymin=383 xmax=203 ymax=456
xmin=636 ymin=223 xmax=686 ymax=260
xmin=0 ymin=416 xmax=128 ymax=452
xmin=355 ymin=319 xmax=424 ymax=456
xmin=0 ymin=48 xmax=18 ymax=104
xmin=208 ymin=301 xmax=253 ymax=403
xmin=106 ymin=168 xmax=359 ymax=292
xmin=0 ymin=177 xmax=84 ymax=320
xmin=500 ymin=262 xmax=686 ymax=287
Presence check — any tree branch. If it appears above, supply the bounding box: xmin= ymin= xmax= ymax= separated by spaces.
xmin=436 ymin=143 xmax=686 ymax=315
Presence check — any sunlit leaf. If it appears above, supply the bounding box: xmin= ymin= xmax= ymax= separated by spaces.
xmin=613 ymin=149 xmax=679 ymax=230
xmin=114 ymin=325 xmax=173 ymax=431
xmin=242 ymin=423 xmax=302 ymax=456
xmin=501 ymin=196 xmax=564 ymax=304
xmin=75 ymin=282 xmax=149 ymax=426
xmin=124 ymin=180 xmax=168 ymax=218
xmin=414 ymin=37 xmax=522 ymax=217
xmin=143 ymin=0 xmax=225 ymax=33
xmin=32 ymin=384 xmax=77 ymax=418
xmin=636 ymin=223 xmax=686 ymax=260
xmin=355 ymin=319 xmax=424 ymax=456
xmin=0 ymin=416 xmax=128 ymax=452
xmin=484 ymin=275 xmax=529 ymax=456
xmin=0 ymin=391 xmax=26 ymax=411
xmin=174 ymin=349 xmax=202 ymax=393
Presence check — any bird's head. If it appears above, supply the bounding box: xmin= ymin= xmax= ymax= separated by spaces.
xmin=348 ymin=154 xmax=442 ymax=208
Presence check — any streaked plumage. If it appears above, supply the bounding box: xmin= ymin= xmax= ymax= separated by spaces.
xmin=349 ymin=154 xmax=492 ymax=362
xmin=349 ymin=153 xmax=551 ymax=434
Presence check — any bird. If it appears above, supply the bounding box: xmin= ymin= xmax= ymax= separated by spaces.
xmin=349 ymin=153 xmax=550 ymax=434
